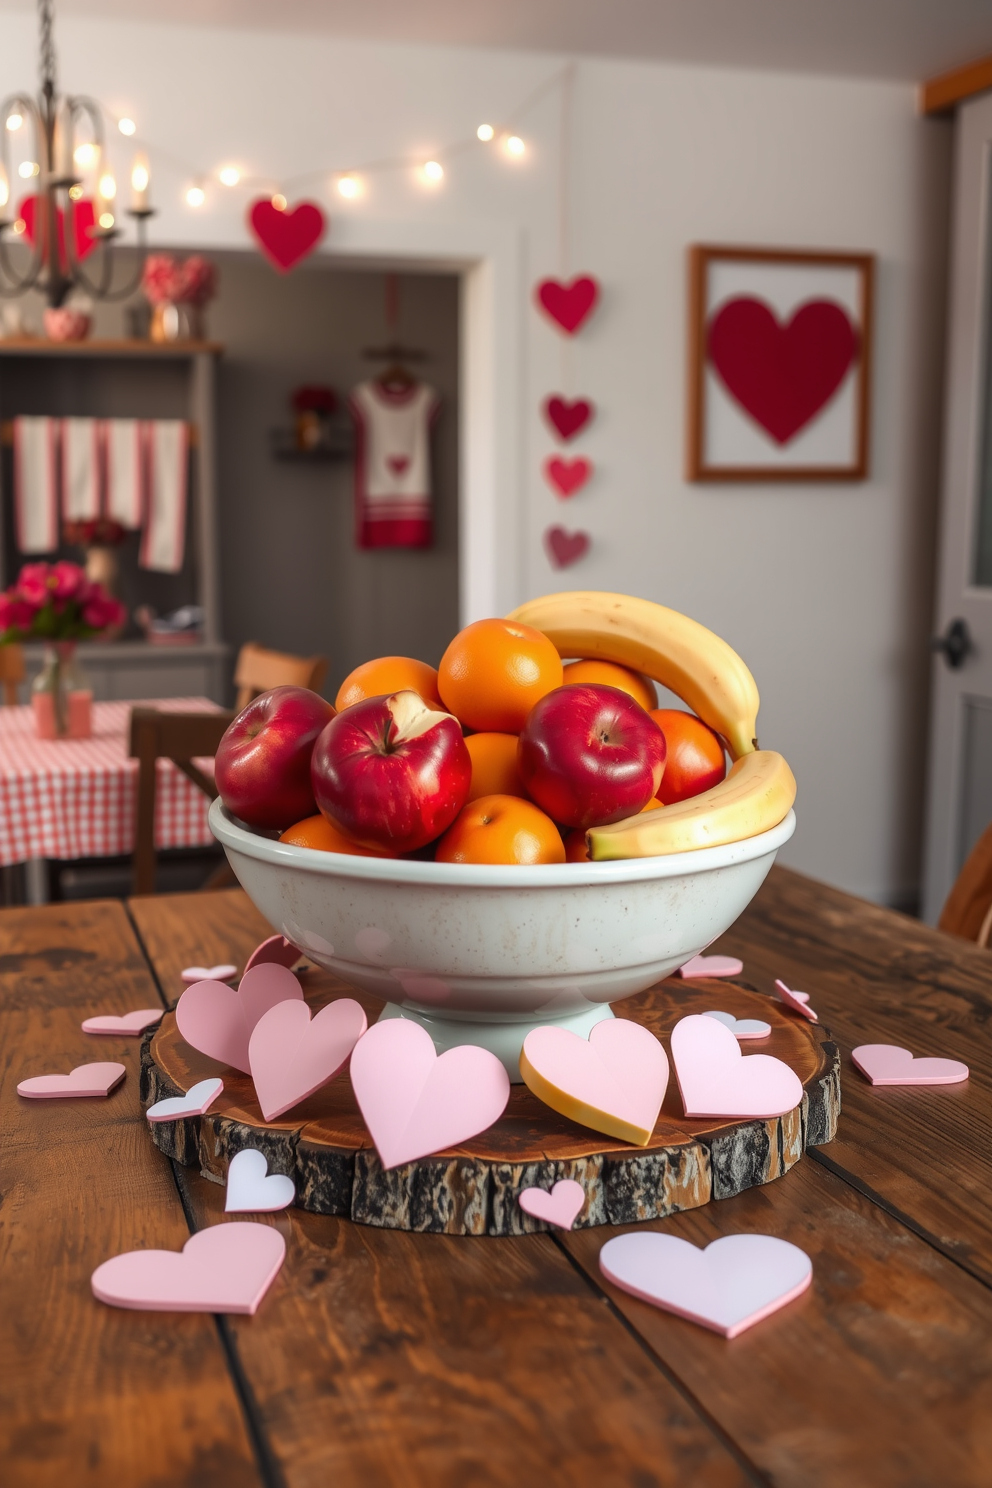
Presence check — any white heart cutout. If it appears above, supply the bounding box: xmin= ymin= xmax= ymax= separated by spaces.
xmin=225 ymin=1148 xmax=296 ymax=1212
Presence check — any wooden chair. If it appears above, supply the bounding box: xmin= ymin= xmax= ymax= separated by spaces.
xmin=234 ymin=643 xmax=328 ymax=711
xmin=129 ymin=707 xmax=235 ymax=896
xmin=0 ymin=643 xmax=25 ymax=705
xmin=939 ymin=820 xmax=992 ymax=947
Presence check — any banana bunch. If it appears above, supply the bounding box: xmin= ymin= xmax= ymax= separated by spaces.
xmin=507 ymin=590 xmax=795 ymax=860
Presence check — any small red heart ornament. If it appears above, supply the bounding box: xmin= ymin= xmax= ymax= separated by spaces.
xmin=535 ymin=276 xmax=600 ymax=334
xmin=544 ymin=525 xmax=590 ymax=569
xmin=248 ymin=198 xmax=327 ymax=273
xmin=543 ymin=395 xmax=595 ymax=442
xmin=707 ymin=296 xmax=858 ymax=445
xmin=19 ymin=195 xmax=98 ymax=265
xmin=544 ymin=455 xmax=592 ymax=498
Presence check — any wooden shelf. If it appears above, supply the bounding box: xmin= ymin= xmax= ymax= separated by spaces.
xmin=269 ymin=428 xmax=352 ymax=462
xmin=0 ymin=337 xmax=223 ymax=358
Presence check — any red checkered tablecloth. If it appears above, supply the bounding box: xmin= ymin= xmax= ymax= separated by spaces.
xmin=0 ymin=698 xmax=220 ymax=866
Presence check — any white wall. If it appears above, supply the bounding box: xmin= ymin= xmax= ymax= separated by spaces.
xmin=0 ymin=16 xmax=953 ymax=905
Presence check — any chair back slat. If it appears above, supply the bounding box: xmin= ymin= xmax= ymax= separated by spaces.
xmin=128 ymin=707 xmax=235 ymax=896
xmin=233 ymin=642 xmax=328 ymax=711
xmin=938 ymin=820 xmax=992 ymax=945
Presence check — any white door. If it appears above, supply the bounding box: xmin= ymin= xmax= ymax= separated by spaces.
xmin=923 ymin=90 xmax=992 ymax=923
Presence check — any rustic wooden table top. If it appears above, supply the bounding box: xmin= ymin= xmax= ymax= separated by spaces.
xmin=3 ymin=866 xmax=991 ymax=1487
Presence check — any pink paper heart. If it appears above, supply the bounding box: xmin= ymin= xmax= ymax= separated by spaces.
xmin=544 ymin=455 xmax=592 ymax=498
xmin=599 ymin=1231 xmax=812 ymax=1338
xmin=520 ymin=1018 xmax=668 ymax=1144
xmin=243 ymin=935 xmax=302 ymax=974
xmin=670 ymin=1014 xmax=802 ymax=1119
xmin=18 ymin=1062 xmax=126 ymax=1099
xmin=774 ymin=979 xmax=818 ymax=1022
xmin=146 ymin=1077 xmax=224 ymax=1123
xmin=535 ymin=275 xmax=600 ymax=334
xmin=181 ymin=964 xmax=238 ymax=985
xmin=851 ymin=1044 xmax=969 ymax=1087
xmin=91 ymin=1222 xmax=285 ymax=1314
xmin=543 ymin=395 xmax=594 ymax=442
xmin=176 ymin=964 xmax=304 ymax=1074
xmin=349 ymin=1019 xmax=510 ymax=1170
xmin=248 ymin=197 xmax=326 ymax=273
xmin=248 ymin=996 xmax=368 ymax=1120
xmin=544 ymin=525 xmax=590 ymax=569
xmin=678 ymin=955 xmax=744 ymax=979
xmin=518 ymin=1179 xmax=585 ymax=1230
xmin=703 ymin=1010 xmax=771 ymax=1041
xmin=82 ymin=1008 xmax=163 ymax=1036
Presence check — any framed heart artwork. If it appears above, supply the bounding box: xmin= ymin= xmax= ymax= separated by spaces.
xmin=687 ymin=245 xmax=875 ymax=481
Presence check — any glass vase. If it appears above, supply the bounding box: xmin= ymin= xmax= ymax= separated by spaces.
xmin=32 ymin=642 xmax=93 ymax=740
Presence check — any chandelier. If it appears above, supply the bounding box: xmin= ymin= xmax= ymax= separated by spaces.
xmin=0 ymin=0 xmax=154 ymax=307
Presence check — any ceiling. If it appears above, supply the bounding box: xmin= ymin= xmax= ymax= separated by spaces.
xmin=2 ymin=0 xmax=990 ymax=83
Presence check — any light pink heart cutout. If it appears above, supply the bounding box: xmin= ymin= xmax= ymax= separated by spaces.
xmin=175 ymin=963 xmax=304 ymax=1074
xmin=518 ymin=1179 xmax=585 ymax=1230
xmin=349 ymin=1019 xmax=510 ymax=1170
xmin=851 ymin=1044 xmax=969 ymax=1086
xmin=599 ymin=1231 xmax=812 ymax=1338
xmin=244 ymin=935 xmax=302 ymax=974
xmin=82 ymin=1008 xmax=163 ymax=1036
xmin=249 ymin=996 xmax=368 ymax=1120
xmin=774 ymin=979 xmax=818 ymax=1022
xmin=671 ymin=1014 xmax=802 ymax=1119
xmin=181 ymin=964 xmax=238 ymax=985
xmin=91 ymin=1221 xmax=285 ymax=1314
xmin=146 ymin=1077 xmax=224 ymax=1123
xmin=18 ymin=1062 xmax=126 ymax=1099
xmin=703 ymin=1010 xmax=771 ymax=1041
xmin=678 ymin=955 xmax=744 ymax=979
xmin=521 ymin=1018 xmax=668 ymax=1144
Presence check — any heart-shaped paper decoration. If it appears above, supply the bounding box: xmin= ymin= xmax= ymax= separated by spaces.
xmin=243 ymin=935 xmax=302 ymax=974
xmin=520 ymin=1018 xmax=668 ymax=1146
xmin=349 ymin=1019 xmax=510 ymax=1170
xmin=670 ymin=1014 xmax=802 ymax=1119
xmin=703 ymin=1010 xmax=771 ymax=1041
xmin=678 ymin=955 xmax=744 ymax=979
xmin=851 ymin=1044 xmax=969 ymax=1086
xmin=175 ymin=963 xmax=304 ymax=1074
xmin=248 ymin=996 xmax=368 ymax=1120
xmin=543 ymin=395 xmax=595 ymax=442
xmin=599 ymin=1231 xmax=812 ymax=1338
xmin=18 ymin=1062 xmax=126 ymax=1099
xmin=544 ymin=525 xmax=590 ymax=569
xmin=518 ymin=1179 xmax=585 ymax=1231
xmin=181 ymin=964 xmax=238 ymax=985
xmin=82 ymin=1008 xmax=163 ymax=1036
xmin=248 ymin=198 xmax=326 ymax=273
xmin=773 ymin=979 xmax=818 ymax=1023
xmin=91 ymin=1221 xmax=285 ymax=1314
xmin=535 ymin=276 xmax=600 ymax=335
xmin=225 ymin=1149 xmax=296 ymax=1213
xmin=544 ymin=455 xmax=592 ymax=498
xmin=146 ymin=1077 xmax=224 ymax=1123
xmin=19 ymin=194 xmax=98 ymax=265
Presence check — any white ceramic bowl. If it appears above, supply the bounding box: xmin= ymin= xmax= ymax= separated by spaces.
xmin=210 ymin=800 xmax=795 ymax=1076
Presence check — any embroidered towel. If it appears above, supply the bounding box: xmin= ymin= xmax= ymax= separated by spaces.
xmin=60 ymin=417 xmax=102 ymax=523
xmin=104 ymin=418 xmax=144 ymax=528
xmin=13 ymin=416 xmax=58 ymax=553
xmin=348 ymin=380 xmax=440 ymax=549
xmin=140 ymin=420 xmax=188 ymax=573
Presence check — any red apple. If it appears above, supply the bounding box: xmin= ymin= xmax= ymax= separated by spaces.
xmin=215 ymin=685 xmax=335 ymax=830
xmin=517 ymin=684 xmax=667 ymax=830
xmin=311 ymin=689 xmax=471 ymax=853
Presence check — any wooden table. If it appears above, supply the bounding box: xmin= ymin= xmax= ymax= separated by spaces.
xmin=3 ymin=866 xmax=992 ymax=1486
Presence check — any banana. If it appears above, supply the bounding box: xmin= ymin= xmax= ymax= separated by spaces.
xmin=507 ymin=591 xmax=759 ymax=760
xmin=587 ymin=750 xmax=796 ymax=861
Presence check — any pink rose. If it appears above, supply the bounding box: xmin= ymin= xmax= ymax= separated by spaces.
xmin=83 ymin=593 xmax=126 ymax=631
xmin=0 ymin=594 xmax=36 ymax=633
xmin=50 ymin=560 xmax=85 ymax=602
xmin=17 ymin=562 xmax=51 ymax=608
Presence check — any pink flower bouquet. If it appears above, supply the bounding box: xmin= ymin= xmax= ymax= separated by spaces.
xmin=0 ymin=561 xmax=127 ymax=643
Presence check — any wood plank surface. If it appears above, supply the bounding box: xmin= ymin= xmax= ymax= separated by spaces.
xmin=710 ymin=866 xmax=992 ymax=1284
xmin=0 ymin=900 xmax=261 ymax=1488
xmin=129 ymin=886 xmax=274 ymax=1007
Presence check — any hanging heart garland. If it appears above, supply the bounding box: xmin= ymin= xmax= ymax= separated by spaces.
xmin=248 ymin=198 xmax=327 ymax=273
xmin=535 ymin=275 xmax=600 ymax=335
xmin=544 ymin=525 xmax=590 ymax=568
xmin=543 ymin=455 xmax=593 ymax=498
xmin=18 ymin=195 xmax=99 ymax=266
xmin=543 ymin=395 xmax=595 ymax=442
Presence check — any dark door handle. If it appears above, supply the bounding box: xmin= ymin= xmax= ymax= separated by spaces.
xmin=932 ymin=617 xmax=973 ymax=669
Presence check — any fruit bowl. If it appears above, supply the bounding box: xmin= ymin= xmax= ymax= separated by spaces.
xmin=209 ymin=799 xmax=796 ymax=1078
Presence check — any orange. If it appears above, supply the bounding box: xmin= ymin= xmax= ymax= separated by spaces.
xmin=650 ymin=709 xmax=726 ymax=805
xmin=562 ymin=659 xmax=656 ymax=712
xmin=335 ymin=656 xmax=443 ymax=712
xmin=435 ymin=794 xmax=566 ymax=865
xmin=464 ymin=732 xmax=529 ymax=802
xmin=438 ymin=618 xmax=562 ymax=732
xmin=564 ymin=798 xmax=663 ymax=862
xmin=280 ymin=814 xmax=396 ymax=857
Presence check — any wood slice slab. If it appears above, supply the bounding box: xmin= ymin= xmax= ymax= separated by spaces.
xmin=141 ymin=972 xmax=839 ymax=1237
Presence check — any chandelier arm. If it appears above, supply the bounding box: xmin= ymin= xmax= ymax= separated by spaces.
xmin=0 ymin=237 xmax=44 ymax=295
xmin=67 ymin=224 xmax=149 ymax=302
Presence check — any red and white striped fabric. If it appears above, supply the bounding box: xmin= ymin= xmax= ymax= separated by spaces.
xmin=13 ymin=416 xmax=59 ymax=553
xmin=0 ymin=698 xmax=219 ymax=867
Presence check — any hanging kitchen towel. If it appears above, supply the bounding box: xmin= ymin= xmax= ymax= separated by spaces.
xmin=60 ymin=417 xmax=102 ymax=523
xmin=348 ymin=380 xmax=441 ymax=548
xmin=140 ymin=420 xmax=188 ymax=573
xmin=104 ymin=418 xmax=144 ymax=529
xmin=13 ymin=416 xmax=58 ymax=553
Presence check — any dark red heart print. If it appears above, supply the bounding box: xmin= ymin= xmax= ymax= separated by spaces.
xmin=19 ymin=195 xmax=98 ymax=265
xmin=543 ymin=456 xmax=592 ymax=498
xmin=543 ymin=395 xmax=595 ymax=442
xmin=535 ymin=276 xmax=600 ymax=335
xmin=387 ymin=455 xmax=410 ymax=475
xmin=707 ymin=297 xmax=859 ymax=445
xmin=248 ymin=198 xmax=327 ymax=273
xmin=544 ymin=526 xmax=590 ymax=568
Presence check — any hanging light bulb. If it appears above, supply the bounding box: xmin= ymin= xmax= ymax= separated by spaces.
xmin=186 ymin=184 xmax=205 ymax=207
xmin=219 ymin=166 xmax=240 ymax=187
xmin=68 ymin=184 xmax=82 ymax=201
xmin=118 ymin=118 xmax=136 ymax=136
xmin=506 ymin=135 xmax=525 ymax=157
xmin=99 ymin=171 xmax=117 ymax=200
xmin=6 ymin=113 xmax=23 ymax=132
xmin=74 ymin=141 xmax=97 ymax=169
xmin=271 ymin=192 xmax=287 ymax=210
xmin=99 ymin=212 xmax=115 ymax=229
xmin=336 ymin=174 xmax=360 ymax=199
xmin=477 ymin=124 xmax=494 ymax=142
xmin=422 ymin=160 xmax=444 ymax=182
xmin=18 ymin=161 xmax=39 ymax=179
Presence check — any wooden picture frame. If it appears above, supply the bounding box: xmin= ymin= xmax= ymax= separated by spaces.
xmin=687 ymin=245 xmax=875 ymax=482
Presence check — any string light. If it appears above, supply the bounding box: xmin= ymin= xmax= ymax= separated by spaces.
xmin=0 ymin=166 xmax=8 ymax=209
xmin=68 ymin=183 xmax=82 ymax=200
xmin=477 ymin=124 xmax=494 ymax=141
xmin=73 ymin=142 xmax=97 ymax=168
xmin=422 ymin=160 xmax=444 ymax=182
xmin=118 ymin=118 xmax=136 ymax=136
xmin=99 ymin=211 xmax=114 ymax=229
xmin=98 ymin=172 xmax=116 ymax=200
xmin=186 ymin=184 xmax=205 ymax=207
xmin=12 ymin=218 xmax=25 ymax=234
xmin=18 ymin=161 xmax=38 ymax=178
xmin=219 ymin=166 xmax=240 ymax=186
xmin=271 ymin=192 xmax=287 ymax=210
xmin=336 ymin=174 xmax=360 ymax=198
xmin=6 ymin=113 xmax=22 ymax=132
xmin=506 ymin=135 xmax=525 ymax=156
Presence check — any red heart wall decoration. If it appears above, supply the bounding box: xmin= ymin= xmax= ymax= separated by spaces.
xmin=535 ymin=276 xmax=600 ymax=335
xmin=19 ymin=195 xmax=98 ymax=265
xmin=544 ymin=455 xmax=592 ymax=498
xmin=544 ymin=526 xmax=590 ymax=568
xmin=543 ymin=395 xmax=595 ymax=442
xmin=707 ymin=297 xmax=859 ymax=445
xmin=248 ymin=198 xmax=327 ymax=273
